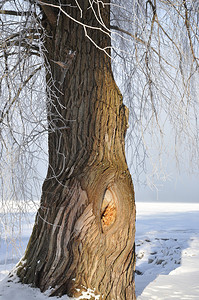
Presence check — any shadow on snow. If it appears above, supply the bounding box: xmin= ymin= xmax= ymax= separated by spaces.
xmin=135 ymin=210 xmax=199 ymax=296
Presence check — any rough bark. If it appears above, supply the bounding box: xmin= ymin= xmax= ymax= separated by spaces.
xmin=17 ymin=1 xmax=136 ymax=299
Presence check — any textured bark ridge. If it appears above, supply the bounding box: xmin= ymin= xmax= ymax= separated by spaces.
xmin=17 ymin=1 xmax=136 ymax=299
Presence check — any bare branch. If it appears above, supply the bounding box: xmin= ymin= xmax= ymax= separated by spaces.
xmin=0 ymin=9 xmax=30 ymax=16
xmin=110 ymin=25 xmax=176 ymax=68
xmin=0 ymin=65 xmax=42 ymax=125
xmin=183 ymin=0 xmax=199 ymax=67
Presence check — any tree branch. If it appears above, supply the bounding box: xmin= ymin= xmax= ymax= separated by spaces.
xmin=0 ymin=9 xmax=30 ymax=16
xmin=183 ymin=0 xmax=199 ymax=67
xmin=110 ymin=25 xmax=176 ymax=69
xmin=0 ymin=65 xmax=42 ymax=125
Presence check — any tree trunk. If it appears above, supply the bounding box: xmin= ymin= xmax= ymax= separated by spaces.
xmin=17 ymin=1 xmax=136 ymax=299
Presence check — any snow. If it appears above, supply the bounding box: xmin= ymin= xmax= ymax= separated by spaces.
xmin=0 ymin=202 xmax=199 ymax=300
xmin=135 ymin=202 xmax=199 ymax=299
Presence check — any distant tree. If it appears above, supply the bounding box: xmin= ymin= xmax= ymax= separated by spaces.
xmin=0 ymin=1 xmax=198 ymax=299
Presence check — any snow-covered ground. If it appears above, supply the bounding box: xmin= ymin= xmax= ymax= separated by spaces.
xmin=135 ymin=202 xmax=199 ymax=300
xmin=0 ymin=202 xmax=199 ymax=300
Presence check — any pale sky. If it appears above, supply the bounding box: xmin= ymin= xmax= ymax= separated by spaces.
xmin=135 ymin=173 xmax=199 ymax=203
